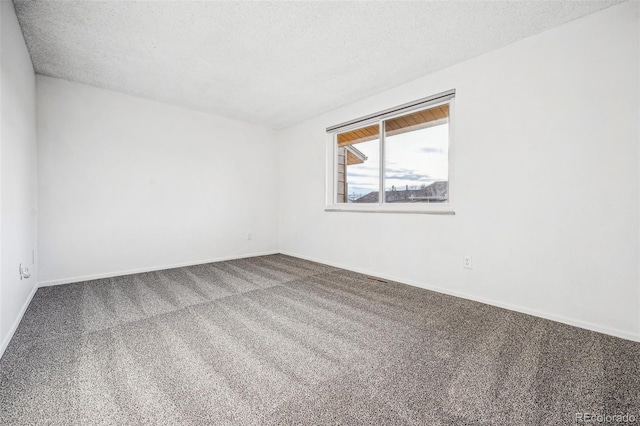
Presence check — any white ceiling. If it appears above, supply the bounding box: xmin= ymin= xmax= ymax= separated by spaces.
xmin=14 ymin=0 xmax=623 ymax=129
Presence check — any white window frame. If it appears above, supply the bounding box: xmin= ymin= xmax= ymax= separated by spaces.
xmin=325 ymin=90 xmax=456 ymax=214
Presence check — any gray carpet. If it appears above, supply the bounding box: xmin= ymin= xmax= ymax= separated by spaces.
xmin=1 ymin=254 xmax=638 ymax=425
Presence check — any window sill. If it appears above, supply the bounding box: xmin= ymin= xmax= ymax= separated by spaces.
xmin=324 ymin=205 xmax=455 ymax=215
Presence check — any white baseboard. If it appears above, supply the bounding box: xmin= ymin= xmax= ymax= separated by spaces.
xmin=280 ymin=251 xmax=640 ymax=343
xmin=31 ymin=249 xmax=640 ymax=342
xmin=0 ymin=283 xmax=38 ymax=360
xmin=38 ymin=250 xmax=279 ymax=287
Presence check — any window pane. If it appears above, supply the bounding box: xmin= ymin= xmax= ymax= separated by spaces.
xmin=336 ymin=124 xmax=380 ymax=203
xmin=384 ymin=104 xmax=449 ymax=203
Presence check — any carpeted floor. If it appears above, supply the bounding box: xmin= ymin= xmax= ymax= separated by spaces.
xmin=0 ymin=254 xmax=638 ymax=425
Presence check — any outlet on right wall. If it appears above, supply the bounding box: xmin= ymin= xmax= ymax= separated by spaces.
xmin=277 ymin=2 xmax=640 ymax=340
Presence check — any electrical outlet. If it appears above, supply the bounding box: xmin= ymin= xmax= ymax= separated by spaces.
xmin=19 ymin=264 xmax=31 ymax=280
xmin=247 ymin=232 xmax=252 ymax=241
xmin=463 ymin=256 xmax=472 ymax=269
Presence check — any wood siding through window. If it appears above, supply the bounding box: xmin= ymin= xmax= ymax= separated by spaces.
xmin=337 ymin=104 xmax=448 ymax=147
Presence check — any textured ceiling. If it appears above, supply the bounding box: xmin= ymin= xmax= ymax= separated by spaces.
xmin=14 ymin=0 xmax=623 ymax=129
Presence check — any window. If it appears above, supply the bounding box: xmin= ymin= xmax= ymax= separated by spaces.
xmin=326 ymin=90 xmax=454 ymax=213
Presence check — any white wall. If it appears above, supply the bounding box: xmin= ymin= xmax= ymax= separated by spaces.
xmin=278 ymin=2 xmax=640 ymax=341
xmin=0 ymin=0 xmax=38 ymax=356
xmin=37 ymin=76 xmax=279 ymax=285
